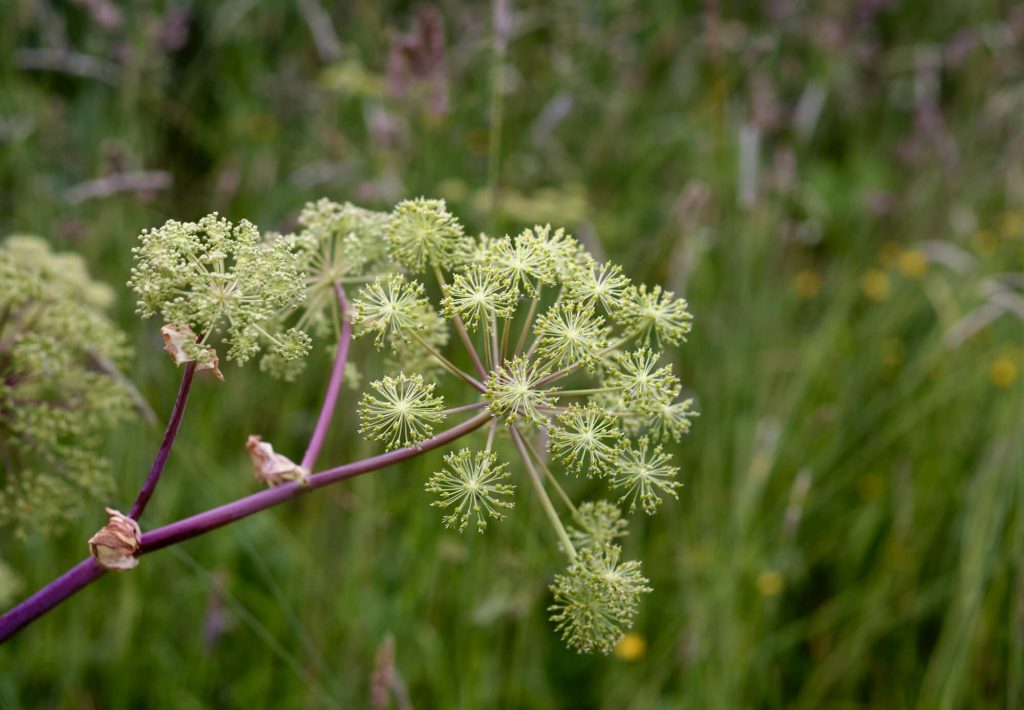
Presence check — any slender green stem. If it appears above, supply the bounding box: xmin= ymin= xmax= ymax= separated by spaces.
xmin=411 ymin=331 xmax=486 ymax=392
xmin=490 ymin=315 xmax=500 ymax=371
xmin=336 ymin=274 xmax=393 ymax=285
xmin=598 ymin=335 xmax=632 ymax=356
xmin=537 ymin=406 xmax=568 ymax=416
xmin=519 ymin=433 xmax=579 ymax=519
xmin=524 ymin=288 xmax=563 ymax=359
xmin=483 ymin=315 xmax=494 ymax=371
xmin=251 ymin=323 xmax=284 ymax=347
xmin=440 ymin=401 xmax=488 ymax=417
xmin=553 ymin=387 xmax=618 ymax=397
xmin=487 ymin=422 xmax=498 ymax=451
xmin=533 ymin=334 xmax=636 ymax=389
xmin=534 ymin=361 xmax=582 ymax=388
xmin=510 ymin=427 xmax=576 ymax=560
xmin=514 ymin=296 xmax=539 ymax=356
xmin=499 ymin=315 xmax=510 ymax=364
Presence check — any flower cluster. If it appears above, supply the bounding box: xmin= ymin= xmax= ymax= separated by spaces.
xmin=126 ymin=196 xmax=698 ymax=654
xmin=425 ymin=449 xmax=515 ymax=533
xmin=0 ymin=236 xmax=131 ymax=536
xmin=289 ymin=199 xmax=392 ymax=338
xmin=351 ymin=198 xmax=698 ymax=653
xmin=358 ymin=373 xmax=444 ymax=451
xmin=128 ymin=214 xmax=310 ymax=371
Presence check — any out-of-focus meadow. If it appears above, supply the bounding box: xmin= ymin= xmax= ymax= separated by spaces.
xmin=2 ymin=1 xmax=1024 ymax=707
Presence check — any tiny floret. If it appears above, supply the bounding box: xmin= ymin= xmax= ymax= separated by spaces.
xmin=649 ymin=397 xmax=698 ymax=442
xmin=485 ymin=357 xmax=556 ymax=426
xmin=567 ymin=260 xmax=631 ymax=312
xmin=487 ymin=231 xmax=555 ymax=295
xmin=385 ymin=198 xmax=466 ymax=271
xmin=569 ymin=501 xmax=630 ymax=552
xmin=441 ymin=266 xmax=517 ymax=331
xmin=548 ymin=404 xmax=622 ymax=476
xmin=617 ymin=284 xmax=693 ymax=346
xmin=532 ymin=302 xmax=608 ymax=368
xmin=351 ymin=274 xmax=434 ymax=348
xmin=549 ymin=546 xmax=651 ymax=654
xmin=290 ymin=199 xmax=392 ymax=337
xmin=609 ymin=437 xmax=681 ymax=514
xmin=608 ymin=348 xmax=679 ymax=415
xmin=516 ymin=225 xmax=588 ymax=279
xmin=426 ymin=449 xmax=515 ymax=533
xmin=358 ymin=373 xmax=446 ymax=450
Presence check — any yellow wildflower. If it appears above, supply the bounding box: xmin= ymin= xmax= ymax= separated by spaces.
xmin=990 ymin=357 xmax=1018 ymax=388
xmin=792 ymin=269 xmax=822 ymax=299
xmin=998 ymin=211 xmax=1023 ymax=239
xmin=756 ymin=570 xmax=784 ymax=597
xmin=614 ymin=632 xmax=647 ymax=660
xmin=896 ymin=249 xmax=928 ymax=279
xmin=971 ymin=229 xmax=999 ymax=255
xmin=861 ymin=270 xmax=890 ymax=301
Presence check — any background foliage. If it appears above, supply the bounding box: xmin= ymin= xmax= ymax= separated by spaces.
xmin=2 ymin=0 xmax=1024 ymax=707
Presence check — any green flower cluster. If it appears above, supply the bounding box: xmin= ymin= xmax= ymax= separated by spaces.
xmin=290 ymin=198 xmax=392 ymax=338
xmin=352 ymin=198 xmax=698 ymax=654
xmin=0 ymin=237 xmax=131 ymax=536
xmin=129 ymin=201 xmax=408 ymax=381
xmin=425 ymin=449 xmax=515 ymax=533
xmin=128 ymin=214 xmax=310 ymax=369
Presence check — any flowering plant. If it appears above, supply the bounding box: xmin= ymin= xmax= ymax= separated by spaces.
xmin=0 ymin=198 xmax=697 ymax=656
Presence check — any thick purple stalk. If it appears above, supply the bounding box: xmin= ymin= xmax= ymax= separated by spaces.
xmin=300 ymin=284 xmax=351 ymax=472
xmin=128 ymin=362 xmax=196 ymax=520
xmin=0 ymin=411 xmax=492 ymax=643
xmin=0 ymin=559 xmax=105 ymax=642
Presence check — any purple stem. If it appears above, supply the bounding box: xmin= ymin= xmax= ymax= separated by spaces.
xmin=128 ymin=362 xmax=196 ymax=520
xmin=441 ymin=401 xmax=488 ymax=416
xmin=0 ymin=411 xmax=492 ymax=643
xmin=0 ymin=559 xmax=105 ymax=643
xmin=300 ymin=284 xmax=351 ymax=472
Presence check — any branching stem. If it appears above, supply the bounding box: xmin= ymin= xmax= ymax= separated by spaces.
xmin=411 ymin=332 xmax=486 ymax=393
xmin=300 ymin=284 xmax=351 ymax=471
xmin=440 ymin=401 xmax=488 ymax=417
xmin=128 ymin=362 xmax=197 ymax=520
xmin=514 ymin=296 xmax=539 ymax=356
xmin=0 ymin=412 xmax=492 ymax=643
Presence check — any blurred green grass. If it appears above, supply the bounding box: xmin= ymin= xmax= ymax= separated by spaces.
xmin=2 ymin=0 xmax=1024 ymax=707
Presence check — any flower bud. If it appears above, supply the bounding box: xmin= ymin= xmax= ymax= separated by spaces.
xmin=246 ymin=435 xmax=309 ymax=487
xmin=88 ymin=508 xmax=142 ymax=571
